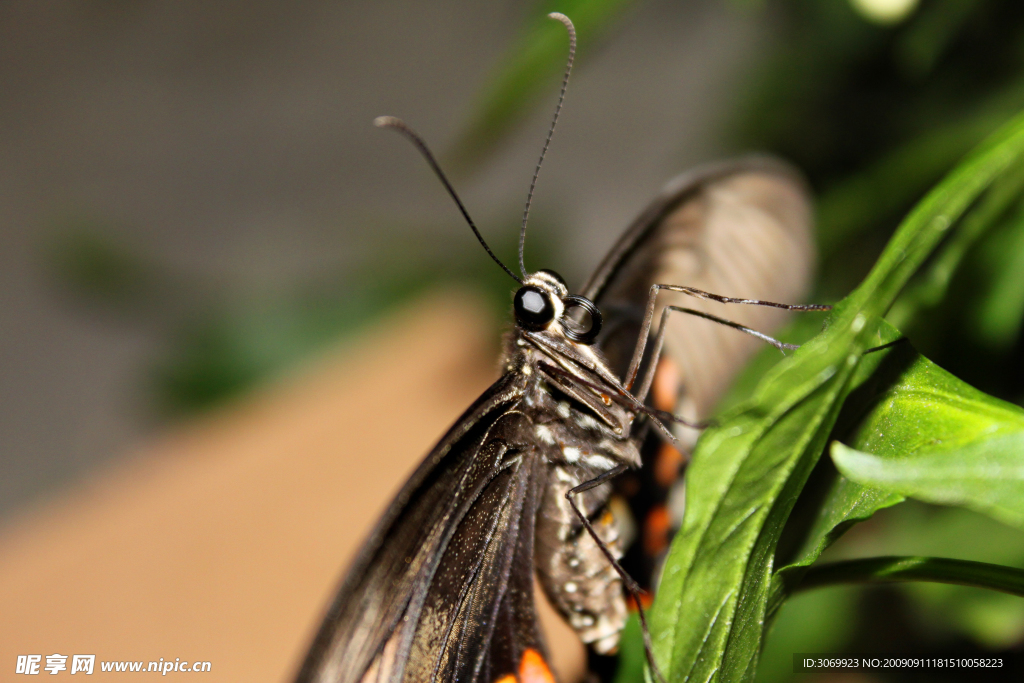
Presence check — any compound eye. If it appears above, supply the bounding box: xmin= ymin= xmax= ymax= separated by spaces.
xmin=562 ymin=295 xmax=602 ymax=344
xmin=514 ymin=286 xmax=555 ymax=330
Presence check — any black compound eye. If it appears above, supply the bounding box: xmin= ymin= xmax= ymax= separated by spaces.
xmin=513 ymin=286 xmax=555 ymax=330
xmin=561 ymin=295 xmax=602 ymax=344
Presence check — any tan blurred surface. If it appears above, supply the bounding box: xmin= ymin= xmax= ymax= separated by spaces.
xmin=0 ymin=290 xmax=585 ymax=682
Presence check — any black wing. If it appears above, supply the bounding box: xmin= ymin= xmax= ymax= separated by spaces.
xmin=585 ymin=156 xmax=816 ymax=422
xmin=582 ymin=158 xmax=817 ymax=610
xmin=295 ymin=372 xmax=551 ymax=683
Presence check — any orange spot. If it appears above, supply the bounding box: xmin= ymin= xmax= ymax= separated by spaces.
xmin=519 ymin=648 xmax=556 ymax=683
xmin=626 ymin=591 xmax=654 ymax=610
xmin=654 ymin=441 xmax=684 ymax=488
xmin=643 ymin=505 xmax=671 ymax=557
xmin=652 ymin=357 xmax=681 ymax=412
xmin=600 ymin=508 xmax=615 ymax=527
xmin=600 ymin=393 xmax=612 ymax=406
xmin=494 ymin=676 xmax=516 ymax=683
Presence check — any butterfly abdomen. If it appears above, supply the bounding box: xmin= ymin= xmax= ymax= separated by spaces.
xmin=534 ymin=463 xmax=627 ymax=655
xmin=518 ymin=367 xmax=638 ymax=655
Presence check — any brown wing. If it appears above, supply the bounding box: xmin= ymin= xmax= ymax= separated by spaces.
xmin=584 ymin=156 xmax=816 ymax=425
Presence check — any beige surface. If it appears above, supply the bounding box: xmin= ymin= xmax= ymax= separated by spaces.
xmin=0 ymin=290 xmax=585 ymax=682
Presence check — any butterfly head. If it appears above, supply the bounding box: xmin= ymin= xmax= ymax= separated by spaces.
xmin=514 ymin=269 xmax=602 ymax=345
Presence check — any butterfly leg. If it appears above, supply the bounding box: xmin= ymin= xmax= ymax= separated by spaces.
xmin=538 ymin=359 xmax=691 ymax=440
xmin=624 ymin=283 xmax=830 ymax=396
xmin=648 ymin=284 xmax=832 ymax=312
xmin=565 ymin=465 xmax=666 ymax=683
xmin=633 ymin=305 xmax=798 ymax=404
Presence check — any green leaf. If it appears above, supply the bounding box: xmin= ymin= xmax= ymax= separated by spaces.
xmin=844 ymin=109 xmax=1024 ymax=316
xmin=887 ymin=159 xmax=1024 ymax=329
xmin=448 ymin=0 xmax=641 ymax=168
xmin=649 ymin=108 xmax=1024 ymax=682
xmin=839 ymin=344 xmax=1024 ymax=460
xmin=844 ymin=504 xmax=1024 ymax=648
xmin=823 ymin=343 xmax=1024 ymax=534
xmin=833 ymin=434 xmax=1024 ymax=531
xmin=795 ymin=556 xmax=1024 ymax=598
xmin=763 ymin=326 xmax=908 ymax=621
xmin=770 ymin=319 xmax=1024 ymax=621
xmin=973 ymin=199 xmax=1024 ymax=348
xmin=612 ymin=614 xmax=646 ymax=683
xmin=782 ymin=502 xmax=1024 ymax=651
xmin=648 ymin=309 xmax=873 ymax=683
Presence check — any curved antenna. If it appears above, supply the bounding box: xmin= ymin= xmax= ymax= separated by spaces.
xmin=518 ymin=12 xmax=576 ymax=278
xmin=374 ymin=116 xmax=523 ymax=285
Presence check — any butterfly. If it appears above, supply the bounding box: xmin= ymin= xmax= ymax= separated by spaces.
xmin=294 ymin=13 xmax=824 ymax=683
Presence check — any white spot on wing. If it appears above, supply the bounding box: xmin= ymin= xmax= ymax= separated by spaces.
xmin=562 ymin=446 xmax=581 ymax=462
xmin=535 ymin=424 xmax=555 ymax=445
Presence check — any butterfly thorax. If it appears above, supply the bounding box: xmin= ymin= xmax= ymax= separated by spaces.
xmin=499 ymin=270 xmax=641 ymax=654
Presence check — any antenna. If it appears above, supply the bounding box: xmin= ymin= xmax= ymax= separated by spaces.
xmin=374 ymin=116 xmax=523 ymax=285
xmin=518 ymin=12 xmax=576 ymax=278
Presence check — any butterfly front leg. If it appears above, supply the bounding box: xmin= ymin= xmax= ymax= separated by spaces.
xmin=624 ymin=282 xmax=831 ymax=403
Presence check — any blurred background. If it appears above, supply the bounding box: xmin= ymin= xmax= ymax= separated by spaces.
xmin=1 ymin=0 xmax=764 ymax=516
xmin=4 ymin=0 xmax=1024 ymax=681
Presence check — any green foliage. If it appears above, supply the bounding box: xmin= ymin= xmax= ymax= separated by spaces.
xmin=647 ymin=109 xmax=1024 ymax=681
xmin=731 ymin=0 xmax=1024 ymax=415
xmin=150 ymin=267 xmax=436 ymax=415
xmin=797 ymin=556 xmax=1024 ymax=598
xmin=757 ymin=503 xmax=1024 ymax=680
xmin=779 ymin=326 xmax=1024 ymax=587
xmin=754 ymin=587 xmax=858 ymax=683
xmin=973 ymin=203 xmax=1024 ymax=347
xmin=47 ymin=224 xmax=160 ymax=313
xmin=834 ymin=433 xmax=1024 ymax=530
xmin=612 ymin=615 xmax=646 ymax=683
